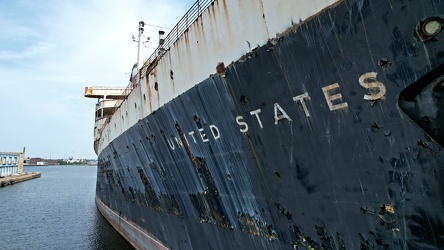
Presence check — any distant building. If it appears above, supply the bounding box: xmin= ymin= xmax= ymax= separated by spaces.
xmin=26 ymin=157 xmax=46 ymax=166
xmin=0 ymin=152 xmax=24 ymax=177
xmin=47 ymin=159 xmax=58 ymax=165
xmin=25 ymin=158 xmax=58 ymax=166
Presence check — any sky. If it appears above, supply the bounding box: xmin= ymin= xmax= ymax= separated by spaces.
xmin=0 ymin=0 xmax=195 ymax=160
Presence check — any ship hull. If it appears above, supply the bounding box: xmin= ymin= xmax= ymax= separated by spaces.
xmin=94 ymin=0 xmax=444 ymax=249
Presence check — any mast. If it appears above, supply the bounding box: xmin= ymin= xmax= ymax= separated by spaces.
xmin=136 ymin=21 xmax=145 ymax=71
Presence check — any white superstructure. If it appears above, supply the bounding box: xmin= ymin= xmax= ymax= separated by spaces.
xmin=86 ymin=0 xmax=340 ymax=155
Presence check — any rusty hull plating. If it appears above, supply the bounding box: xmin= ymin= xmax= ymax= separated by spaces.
xmin=88 ymin=0 xmax=444 ymax=249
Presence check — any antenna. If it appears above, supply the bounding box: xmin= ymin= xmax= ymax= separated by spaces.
xmin=132 ymin=22 xmax=153 ymax=72
xmin=132 ymin=23 xmax=170 ymax=69
xmin=136 ymin=21 xmax=145 ymax=71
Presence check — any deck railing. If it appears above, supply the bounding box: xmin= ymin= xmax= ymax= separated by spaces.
xmin=112 ymin=0 xmax=215 ymax=112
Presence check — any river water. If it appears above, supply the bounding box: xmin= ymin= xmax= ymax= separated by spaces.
xmin=0 ymin=165 xmax=133 ymax=250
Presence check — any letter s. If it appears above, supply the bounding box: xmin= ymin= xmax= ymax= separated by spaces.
xmin=236 ymin=116 xmax=249 ymax=133
xmin=359 ymin=72 xmax=386 ymax=101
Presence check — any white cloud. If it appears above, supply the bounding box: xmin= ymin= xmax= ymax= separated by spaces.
xmin=0 ymin=0 xmax=196 ymax=159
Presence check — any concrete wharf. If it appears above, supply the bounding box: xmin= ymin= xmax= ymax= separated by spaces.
xmin=0 ymin=172 xmax=41 ymax=187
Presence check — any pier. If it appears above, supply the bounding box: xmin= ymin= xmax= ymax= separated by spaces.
xmin=0 ymin=172 xmax=41 ymax=187
xmin=0 ymin=151 xmax=41 ymax=187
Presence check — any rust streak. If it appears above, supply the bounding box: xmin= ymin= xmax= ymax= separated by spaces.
xmin=247 ymin=133 xmax=273 ymax=200
xmin=258 ymin=0 xmax=269 ymax=38
xmin=145 ymin=77 xmax=152 ymax=112
xmin=175 ymin=123 xmax=196 ymax=167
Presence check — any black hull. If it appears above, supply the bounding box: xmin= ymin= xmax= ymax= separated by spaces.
xmin=96 ymin=0 xmax=444 ymax=249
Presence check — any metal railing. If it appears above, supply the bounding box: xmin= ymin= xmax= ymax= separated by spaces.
xmin=146 ymin=0 xmax=215 ymax=71
xmin=97 ymin=0 xmax=216 ymax=143
xmin=112 ymin=0 xmax=215 ymax=111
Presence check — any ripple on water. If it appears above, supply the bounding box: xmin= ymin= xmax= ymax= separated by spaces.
xmin=0 ymin=165 xmax=133 ymax=250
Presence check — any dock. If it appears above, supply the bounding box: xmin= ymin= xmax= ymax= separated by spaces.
xmin=0 ymin=172 xmax=41 ymax=187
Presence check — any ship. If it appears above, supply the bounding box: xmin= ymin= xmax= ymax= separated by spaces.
xmin=84 ymin=0 xmax=444 ymax=249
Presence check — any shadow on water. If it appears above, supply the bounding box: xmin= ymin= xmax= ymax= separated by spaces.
xmin=88 ymin=204 xmax=134 ymax=250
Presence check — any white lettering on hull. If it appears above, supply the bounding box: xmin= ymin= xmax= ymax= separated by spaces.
xmin=153 ymin=72 xmax=387 ymax=151
xmin=322 ymin=83 xmax=349 ymax=111
xmin=198 ymin=128 xmax=210 ymax=143
xmin=209 ymin=125 xmax=220 ymax=140
xmin=293 ymin=92 xmax=311 ymax=117
xmin=164 ymin=125 xmax=223 ymax=151
xmin=236 ymin=116 xmax=249 ymax=133
xmin=175 ymin=137 xmax=183 ymax=149
xmin=167 ymin=138 xmax=175 ymax=150
xmin=359 ymin=72 xmax=386 ymax=101
xmin=274 ymin=103 xmax=292 ymax=124
xmin=237 ymin=71 xmax=386 ymax=133
xmin=188 ymin=131 xmax=198 ymax=144
xmin=250 ymin=109 xmax=264 ymax=128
